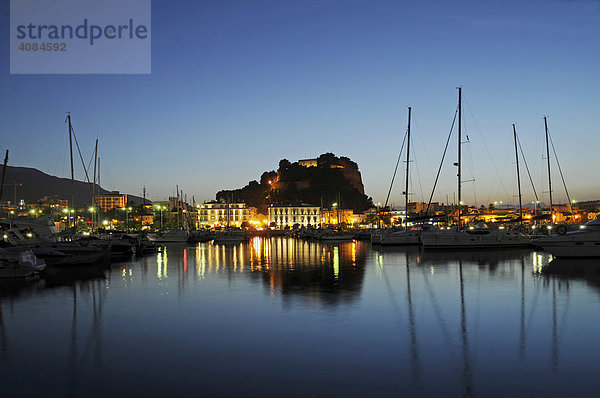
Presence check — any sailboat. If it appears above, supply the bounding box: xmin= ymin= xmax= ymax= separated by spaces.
xmin=421 ymin=88 xmax=531 ymax=250
xmin=379 ymin=107 xmax=422 ymax=246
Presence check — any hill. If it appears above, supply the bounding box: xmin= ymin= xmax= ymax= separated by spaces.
xmin=0 ymin=165 xmax=146 ymax=207
xmin=216 ymin=153 xmax=373 ymax=213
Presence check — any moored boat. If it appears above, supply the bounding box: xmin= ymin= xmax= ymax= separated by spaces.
xmin=319 ymin=230 xmax=355 ymax=242
xmin=421 ymin=226 xmax=531 ymax=250
xmin=212 ymin=228 xmax=245 ymax=244
xmin=146 ymin=229 xmax=190 ymax=243
xmin=531 ymin=217 xmax=600 ymax=258
xmin=0 ymin=247 xmax=46 ymax=278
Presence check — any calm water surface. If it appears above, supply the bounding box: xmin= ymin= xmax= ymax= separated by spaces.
xmin=1 ymin=238 xmax=600 ymax=397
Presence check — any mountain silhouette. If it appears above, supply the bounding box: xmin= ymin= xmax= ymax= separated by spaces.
xmin=0 ymin=165 xmax=145 ymax=207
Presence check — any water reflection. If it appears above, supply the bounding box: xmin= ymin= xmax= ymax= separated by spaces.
xmin=254 ymin=239 xmax=367 ymax=307
xmin=543 ymin=257 xmax=600 ymax=287
xmin=371 ymin=246 xmax=570 ymax=396
xmin=0 ymin=264 xmax=108 ymax=397
xmin=1 ymin=241 xmax=600 ymax=396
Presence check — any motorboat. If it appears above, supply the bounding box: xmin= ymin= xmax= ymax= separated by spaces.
xmin=2 ymin=228 xmax=105 ymax=265
xmin=531 ymin=217 xmax=600 ymax=258
xmin=0 ymin=247 xmax=46 ymax=278
xmin=6 ymin=215 xmax=59 ymax=236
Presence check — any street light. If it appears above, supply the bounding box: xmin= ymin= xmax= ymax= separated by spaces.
xmin=155 ymin=205 xmax=165 ymax=230
xmin=121 ymin=207 xmax=132 ymax=232
xmin=89 ymin=207 xmax=96 ymax=232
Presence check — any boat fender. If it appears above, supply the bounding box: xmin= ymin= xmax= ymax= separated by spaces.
xmin=556 ymin=225 xmax=567 ymax=235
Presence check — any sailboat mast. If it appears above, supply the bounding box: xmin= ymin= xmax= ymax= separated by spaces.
xmin=68 ymin=115 xmax=75 ymax=228
xmin=176 ymin=185 xmax=180 ymax=228
xmin=92 ymin=139 xmax=98 ymax=232
xmin=544 ymin=117 xmax=553 ymax=223
xmin=0 ymin=150 xmax=8 ymax=217
xmin=457 ymin=87 xmax=462 ymax=230
xmin=404 ymin=106 xmax=411 ymax=230
xmin=513 ymin=124 xmax=523 ymax=225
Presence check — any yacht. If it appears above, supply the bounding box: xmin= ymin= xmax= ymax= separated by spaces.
xmin=531 ymin=217 xmax=600 ymax=258
xmin=8 ymin=215 xmax=59 ymax=236
xmin=0 ymin=247 xmax=46 ymax=278
xmin=2 ymin=228 xmax=105 ymax=265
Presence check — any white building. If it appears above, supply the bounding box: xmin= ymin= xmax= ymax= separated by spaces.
xmin=198 ymin=202 xmax=256 ymax=227
xmin=268 ymin=205 xmax=321 ymax=228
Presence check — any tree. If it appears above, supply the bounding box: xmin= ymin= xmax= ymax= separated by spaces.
xmin=278 ymin=159 xmax=291 ymax=171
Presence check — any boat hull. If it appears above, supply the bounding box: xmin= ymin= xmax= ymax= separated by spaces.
xmin=380 ymin=232 xmax=421 ymax=246
xmin=531 ymin=228 xmax=600 ymax=258
xmin=422 ymin=231 xmax=531 ymax=250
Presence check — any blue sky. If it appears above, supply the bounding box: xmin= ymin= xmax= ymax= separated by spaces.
xmin=1 ymin=0 xmax=599 ymax=207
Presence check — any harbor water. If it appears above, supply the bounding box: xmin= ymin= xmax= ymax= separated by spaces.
xmin=1 ymin=238 xmax=600 ymax=397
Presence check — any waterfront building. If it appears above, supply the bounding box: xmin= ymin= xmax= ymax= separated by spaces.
xmin=96 ymin=191 xmax=128 ymax=211
xmin=268 ymin=204 xmax=320 ymax=228
xmin=320 ymin=208 xmax=355 ymax=227
xmin=199 ymin=201 xmax=256 ymax=227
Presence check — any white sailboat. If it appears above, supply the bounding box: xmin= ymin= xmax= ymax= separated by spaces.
xmin=421 ymin=88 xmax=530 ymax=250
xmin=379 ymin=107 xmax=423 ymax=246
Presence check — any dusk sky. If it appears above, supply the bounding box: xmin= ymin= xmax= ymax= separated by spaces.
xmin=1 ymin=0 xmax=598 ymax=208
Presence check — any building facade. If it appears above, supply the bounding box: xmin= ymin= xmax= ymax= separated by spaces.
xmin=320 ymin=208 xmax=356 ymax=226
xmin=198 ymin=202 xmax=256 ymax=227
xmin=268 ymin=205 xmax=321 ymax=228
xmin=96 ymin=191 xmax=128 ymax=211
xmin=298 ymin=158 xmax=318 ymax=167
